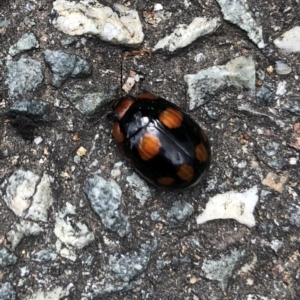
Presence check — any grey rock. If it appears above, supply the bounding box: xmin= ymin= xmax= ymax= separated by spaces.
xmin=156 ymin=260 xmax=167 ymax=271
xmin=23 ymin=17 xmax=36 ymax=27
xmin=275 ymin=61 xmax=292 ymax=75
xmin=167 ymin=200 xmax=194 ymax=223
xmin=262 ymin=142 xmax=280 ymax=157
xmin=126 ymin=173 xmax=151 ymax=205
xmin=83 ymin=174 xmax=131 ymax=237
xmin=267 ymin=159 xmax=286 ymax=169
xmin=150 ymin=211 xmax=162 ymax=222
xmin=60 ymin=36 xmax=78 ymax=48
xmin=61 ymin=86 xmax=84 ymax=102
xmin=0 ymin=248 xmax=18 ymax=267
xmin=109 ymin=241 xmax=156 ymax=282
xmin=25 ymin=2 xmax=36 ymax=11
xmin=0 ymin=18 xmax=10 ymax=28
xmin=237 ymin=104 xmax=284 ymax=127
xmin=0 ymin=282 xmax=16 ymax=300
xmin=44 ymin=50 xmax=92 ymax=87
xmin=8 ymin=100 xmax=50 ymax=122
xmin=73 ymin=92 xmax=114 ymax=116
xmin=216 ymin=0 xmax=264 ymax=48
xmin=260 ymin=190 xmax=273 ymax=203
xmin=20 ymin=266 xmax=30 ymax=277
xmin=201 ymin=249 xmax=245 ymax=290
xmin=288 ymin=205 xmax=300 ymax=228
xmin=185 ymin=56 xmax=255 ymax=110
xmin=283 ymin=99 xmax=300 ymax=116
xmin=9 ymin=32 xmax=39 ymax=56
xmin=273 ymin=26 xmax=300 ymax=53
xmin=31 ymin=249 xmax=57 ymax=262
xmin=258 ymin=222 xmax=274 ymax=235
xmin=256 ymin=69 xmax=265 ymax=81
xmin=205 ymin=108 xmax=219 ymax=120
xmin=256 ymin=85 xmax=274 ymax=106
xmin=5 ymin=58 xmax=43 ymax=98
xmin=73 ymin=155 xmax=81 ymax=164
xmin=87 ymin=280 xmax=142 ymax=299
xmin=82 ymin=254 xmax=94 ymax=266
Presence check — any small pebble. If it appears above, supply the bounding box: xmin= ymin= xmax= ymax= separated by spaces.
xmin=256 ymin=85 xmax=274 ymax=106
xmin=266 ymin=66 xmax=274 ymax=74
xmin=76 ymin=146 xmax=87 ymax=157
xmin=275 ymin=61 xmax=292 ymax=75
xmin=33 ymin=136 xmax=43 ymax=145
xmin=74 ymin=155 xmax=81 ymax=164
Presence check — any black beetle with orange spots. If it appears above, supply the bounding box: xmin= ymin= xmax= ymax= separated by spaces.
xmin=109 ymin=93 xmax=211 ymax=189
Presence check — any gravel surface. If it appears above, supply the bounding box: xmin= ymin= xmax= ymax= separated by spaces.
xmin=0 ymin=1 xmax=300 ymax=299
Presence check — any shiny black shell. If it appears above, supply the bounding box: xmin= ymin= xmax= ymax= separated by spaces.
xmin=111 ymin=93 xmax=211 ymax=189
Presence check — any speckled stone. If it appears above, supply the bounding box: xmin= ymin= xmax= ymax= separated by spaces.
xmin=44 ymin=49 xmax=92 ymax=87
xmin=8 ymin=100 xmax=50 ymax=122
xmin=283 ymin=99 xmax=300 ymax=116
xmin=0 ymin=282 xmax=16 ymax=300
xmin=109 ymin=241 xmax=156 ymax=282
xmin=256 ymin=85 xmax=275 ymax=106
xmin=9 ymin=32 xmax=39 ymax=56
xmin=0 ymin=248 xmax=17 ymax=267
xmin=167 ymin=200 xmax=194 ymax=223
xmin=5 ymin=58 xmax=43 ymax=98
xmin=83 ymin=174 xmax=131 ymax=237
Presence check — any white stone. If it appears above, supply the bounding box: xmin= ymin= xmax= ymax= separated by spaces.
xmin=2 ymin=170 xmax=39 ymax=217
xmin=194 ymin=53 xmax=206 ymax=63
xmin=52 ymin=0 xmax=144 ymax=47
xmin=153 ymin=17 xmax=221 ymax=52
xmin=276 ymin=81 xmax=287 ymax=95
xmin=59 ymin=247 xmax=77 ymax=261
xmin=25 ymin=173 xmax=54 ymax=222
xmin=274 ymin=26 xmax=300 ymax=53
xmin=126 ymin=173 xmax=151 ymax=205
xmin=154 ymin=3 xmax=163 ymax=11
xmin=196 ymin=186 xmax=259 ymax=228
xmin=54 ymin=202 xmax=94 ymax=249
xmin=110 ymin=161 xmax=123 ymax=179
xmin=216 ymin=0 xmax=264 ymax=48
xmin=270 ymin=239 xmax=283 ymax=253
xmin=275 ymin=61 xmax=292 ymax=75
xmin=185 ymin=56 xmax=255 ymax=110
xmin=289 ymin=157 xmax=297 ymax=165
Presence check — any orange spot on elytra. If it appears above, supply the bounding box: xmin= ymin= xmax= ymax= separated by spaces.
xmin=138 ymin=134 xmax=161 ymax=160
xmin=115 ymin=98 xmax=134 ymax=118
xmin=137 ymin=93 xmax=158 ymax=100
xmin=158 ymin=177 xmax=175 ymax=186
xmin=177 ymin=164 xmax=194 ymax=181
xmin=195 ymin=143 xmax=209 ymax=162
xmin=112 ymin=122 xmax=124 ymax=143
xmin=159 ymin=107 xmax=183 ymax=129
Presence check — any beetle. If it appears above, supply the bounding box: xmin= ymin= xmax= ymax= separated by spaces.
xmin=110 ymin=92 xmax=211 ymax=189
